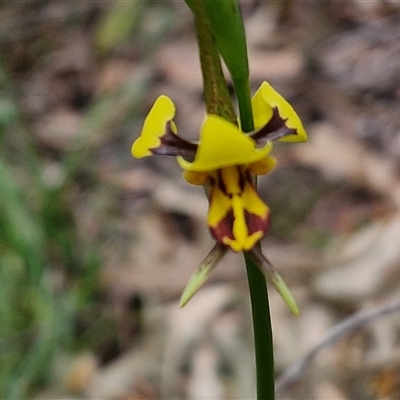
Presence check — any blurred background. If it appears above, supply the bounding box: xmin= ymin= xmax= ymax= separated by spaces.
xmin=1 ymin=1 xmax=400 ymax=399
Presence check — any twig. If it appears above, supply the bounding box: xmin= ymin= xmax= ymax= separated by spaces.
xmin=275 ymin=298 xmax=400 ymax=397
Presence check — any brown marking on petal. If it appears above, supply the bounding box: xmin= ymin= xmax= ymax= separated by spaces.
xmin=244 ymin=169 xmax=253 ymax=185
xmin=238 ymin=166 xmax=246 ymax=192
xmin=217 ymin=169 xmax=227 ymax=195
xmin=250 ymin=107 xmax=296 ymax=145
xmin=218 ymin=167 xmax=245 ymax=197
xmin=245 ymin=210 xmax=270 ymax=237
xmin=217 ymin=169 xmax=228 ymax=196
xmin=151 ymin=122 xmax=198 ymax=157
xmin=210 ymin=207 xmax=270 ymax=249
xmin=208 ymin=173 xmax=216 ymax=187
xmin=209 ymin=209 xmax=235 ymax=243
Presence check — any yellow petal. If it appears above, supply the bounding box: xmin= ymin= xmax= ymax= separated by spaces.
xmin=222 ymin=192 xmax=267 ymax=252
xmin=251 ymin=83 xmax=274 ymax=131
xmin=248 ymin=156 xmax=277 ymax=175
xmin=131 ymin=95 xmax=176 ymax=158
xmin=207 ymin=167 xmax=270 ymax=252
xmin=241 ymin=180 xmax=269 ymax=218
xmin=252 ymin=81 xmax=307 ymax=142
xmin=207 ymin=174 xmax=232 ymax=228
xmin=229 ymin=195 xmax=251 ymax=251
xmin=177 ymin=115 xmax=272 ymax=171
xmin=183 ymin=170 xmax=208 ymax=186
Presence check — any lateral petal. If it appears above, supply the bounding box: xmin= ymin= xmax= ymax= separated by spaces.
xmin=132 ymin=95 xmax=197 ymax=158
xmin=252 ymin=81 xmax=307 ymax=143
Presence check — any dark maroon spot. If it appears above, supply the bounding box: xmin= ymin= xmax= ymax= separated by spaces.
xmin=209 ymin=210 xmax=235 ymax=242
xmin=245 ymin=210 xmax=270 ymax=236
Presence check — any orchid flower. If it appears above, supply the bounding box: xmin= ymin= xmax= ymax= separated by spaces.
xmin=132 ymin=81 xmax=307 ymax=309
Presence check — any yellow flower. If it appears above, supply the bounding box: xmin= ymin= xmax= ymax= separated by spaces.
xmin=132 ymin=81 xmax=307 ymax=310
xmin=132 ymin=82 xmax=307 ymax=252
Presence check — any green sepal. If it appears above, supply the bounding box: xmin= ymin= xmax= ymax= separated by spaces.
xmin=248 ymin=248 xmax=300 ymax=315
xmin=271 ymin=273 xmax=300 ymax=316
xmin=179 ymin=243 xmax=227 ymax=307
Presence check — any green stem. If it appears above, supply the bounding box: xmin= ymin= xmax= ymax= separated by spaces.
xmin=245 ymin=253 xmax=275 ymax=399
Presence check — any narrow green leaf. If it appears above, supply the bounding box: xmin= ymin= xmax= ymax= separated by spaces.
xmin=201 ymin=0 xmax=249 ymax=83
